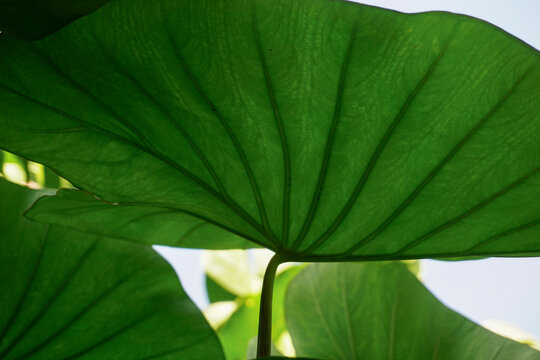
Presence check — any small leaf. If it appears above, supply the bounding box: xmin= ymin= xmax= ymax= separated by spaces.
xmin=27 ymin=189 xmax=253 ymax=249
xmin=285 ymin=262 xmax=540 ymax=360
xmin=0 ymin=179 xmax=225 ymax=359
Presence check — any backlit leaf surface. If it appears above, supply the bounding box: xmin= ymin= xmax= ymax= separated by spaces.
xmin=0 ymin=0 xmax=538 ymax=259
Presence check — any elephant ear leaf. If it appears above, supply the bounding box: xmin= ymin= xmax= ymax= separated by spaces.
xmin=0 ymin=179 xmax=225 ymax=360
xmin=0 ymin=0 xmax=113 ymax=40
xmin=285 ymin=262 xmax=540 ymax=360
xmin=1 ymin=0 xmax=539 ymax=259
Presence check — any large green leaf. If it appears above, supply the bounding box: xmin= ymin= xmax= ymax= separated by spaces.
xmin=0 ymin=179 xmax=225 ymax=359
xmin=1 ymin=0 xmax=539 ymax=259
xmin=0 ymin=0 xmax=112 ymax=40
xmin=286 ymin=262 xmax=540 ymax=360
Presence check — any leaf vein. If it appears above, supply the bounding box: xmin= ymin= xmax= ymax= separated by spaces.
xmin=341 ymin=67 xmax=530 ymax=257
xmin=302 ymin=32 xmax=453 ymax=254
xmin=251 ymin=0 xmax=292 ymax=247
xmin=0 ymin=240 xmax=98 ymax=359
xmin=163 ymin=14 xmax=277 ymax=245
xmin=12 ymin=258 xmax=156 ymax=360
xmin=395 ymin=166 xmax=540 ymax=255
xmin=292 ymin=18 xmax=359 ymax=251
xmin=0 ymin=225 xmax=49 ymax=351
xmin=0 ymin=81 xmax=269 ymax=243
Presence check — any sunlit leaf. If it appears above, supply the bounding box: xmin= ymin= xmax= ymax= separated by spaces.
xmin=482 ymin=320 xmax=540 ymax=350
xmin=0 ymin=179 xmax=225 ymax=360
xmin=202 ymin=250 xmax=262 ymax=296
xmin=286 ymin=262 xmax=540 ymax=360
xmin=204 ymin=301 xmax=239 ymax=330
xmin=1 ymin=0 xmax=538 ymax=259
xmin=1 ymin=151 xmax=27 ymax=185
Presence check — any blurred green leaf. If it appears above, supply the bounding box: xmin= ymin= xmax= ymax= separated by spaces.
xmin=217 ymin=297 xmax=260 ymax=360
xmin=203 ymin=250 xmax=263 ymax=297
xmin=0 ymin=179 xmax=225 ymax=359
xmin=206 ymin=275 xmax=237 ymax=303
xmin=1 ymin=151 xmax=27 ymax=185
xmin=286 ymin=262 xmax=540 ymax=360
xmin=43 ymin=165 xmax=62 ymax=188
xmin=246 ymin=336 xmax=283 ymax=359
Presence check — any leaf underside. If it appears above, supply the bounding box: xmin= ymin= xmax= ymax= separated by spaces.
xmin=0 ymin=179 xmax=224 ymax=360
xmin=0 ymin=0 xmax=538 ymax=260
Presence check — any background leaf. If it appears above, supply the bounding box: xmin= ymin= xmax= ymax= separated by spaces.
xmin=1 ymin=150 xmax=65 ymax=189
xmin=0 ymin=0 xmax=538 ymax=259
xmin=206 ymin=275 xmax=237 ymax=303
xmin=286 ymin=262 xmax=540 ymax=360
xmin=0 ymin=179 xmax=224 ymax=359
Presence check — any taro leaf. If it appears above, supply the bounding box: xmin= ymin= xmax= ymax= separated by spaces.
xmin=0 ymin=0 xmax=539 ymax=259
xmin=0 ymin=0 xmax=112 ymax=40
xmin=286 ymin=262 xmax=540 ymax=360
xmin=0 ymin=179 xmax=225 ymax=360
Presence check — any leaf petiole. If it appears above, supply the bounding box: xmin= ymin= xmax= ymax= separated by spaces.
xmin=256 ymin=253 xmax=284 ymax=358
